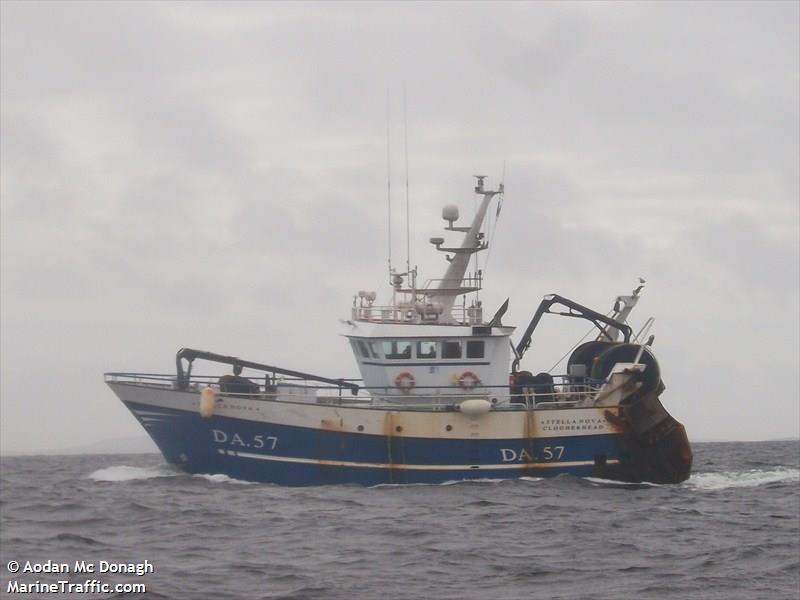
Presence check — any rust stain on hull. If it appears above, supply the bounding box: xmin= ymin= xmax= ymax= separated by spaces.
xmin=383 ymin=411 xmax=399 ymax=484
xmin=603 ymin=407 xmax=626 ymax=433
xmin=520 ymin=406 xmax=538 ymax=475
xmin=320 ymin=418 xmax=346 ymax=432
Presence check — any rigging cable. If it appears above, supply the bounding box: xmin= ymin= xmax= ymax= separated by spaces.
xmin=545 ymin=309 xmax=616 ymax=373
xmin=403 ymin=84 xmax=411 ymax=277
xmin=386 ymin=88 xmax=392 ymax=274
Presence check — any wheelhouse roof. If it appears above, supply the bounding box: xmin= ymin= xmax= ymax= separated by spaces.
xmin=341 ymin=320 xmax=515 ymax=339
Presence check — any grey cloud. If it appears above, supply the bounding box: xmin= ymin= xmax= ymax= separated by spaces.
xmin=691 ymin=215 xmax=800 ymax=295
xmin=1 ymin=1 xmax=797 ymax=452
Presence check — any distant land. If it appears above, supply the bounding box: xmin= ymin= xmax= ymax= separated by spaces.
xmin=1 ymin=435 xmax=158 ymax=457
xmin=1 ymin=435 xmax=797 ymax=457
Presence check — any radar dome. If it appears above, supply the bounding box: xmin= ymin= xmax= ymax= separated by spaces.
xmin=442 ymin=205 xmax=459 ymax=223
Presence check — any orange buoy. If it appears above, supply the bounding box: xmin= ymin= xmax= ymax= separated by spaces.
xmin=394 ymin=372 xmax=416 ymax=393
xmin=457 ymin=371 xmax=481 ymax=390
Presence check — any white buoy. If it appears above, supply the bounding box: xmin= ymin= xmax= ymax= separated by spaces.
xmin=458 ymin=398 xmax=492 ymax=417
xmin=199 ymin=386 xmax=216 ymax=418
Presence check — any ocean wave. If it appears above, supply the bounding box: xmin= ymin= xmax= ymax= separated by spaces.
xmin=53 ymin=532 xmax=105 ymax=546
xmin=192 ymin=473 xmax=253 ymax=485
xmin=369 ymin=477 xmax=508 ymax=489
xmin=582 ymin=477 xmax=661 ymax=488
xmin=519 ymin=476 xmax=545 ymax=483
xmin=440 ymin=477 xmax=508 ymax=486
xmin=88 ymin=465 xmax=180 ymax=482
xmin=688 ymin=467 xmax=800 ymax=491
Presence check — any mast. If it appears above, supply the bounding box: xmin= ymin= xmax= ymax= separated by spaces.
xmin=599 ymin=279 xmax=646 ymax=342
xmin=428 ymin=176 xmax=503 ymax=317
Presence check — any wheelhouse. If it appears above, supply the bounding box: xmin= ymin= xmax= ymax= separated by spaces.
xmin=344 ymin=322 xmax=514 ymax=399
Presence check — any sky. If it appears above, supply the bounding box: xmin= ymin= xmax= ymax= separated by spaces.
xmin=1 ymin=1 xmax=798 ymax=454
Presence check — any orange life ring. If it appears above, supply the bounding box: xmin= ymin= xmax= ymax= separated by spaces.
xmin=395 ymin=372 xmax=416 ymax=393
xmin=458 ymin=371 xmax=481 ymax=390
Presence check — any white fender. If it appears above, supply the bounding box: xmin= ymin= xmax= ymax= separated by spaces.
xmin=458 ymin=398 xmax=492 ymax=417
xmin=199 ymin=386 xmax=216 ymax=418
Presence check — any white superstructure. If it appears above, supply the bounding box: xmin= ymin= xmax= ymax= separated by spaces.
xmin=343 ymin=177 xmax=513 ymax=400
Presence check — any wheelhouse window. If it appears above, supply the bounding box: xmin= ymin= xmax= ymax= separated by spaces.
xmin=383 ymin=340 xmax=412 ymax=360
xmin=442 ymin=341 xmax=462 ymax=359
xmin=416 ymin=341 xmax=437 ymax=359
xmin=466 ymin=340 xmax=485 ymax=359
xmin=354 ymin=340 xmax=380 ymax=359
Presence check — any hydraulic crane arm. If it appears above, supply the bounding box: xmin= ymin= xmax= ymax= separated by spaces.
xmin=512 ymin=294 xmax=632 ymax=372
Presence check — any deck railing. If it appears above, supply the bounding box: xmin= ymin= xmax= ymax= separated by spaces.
xmin=351 ymin=303 xmax=484 ymax=325
xmin=104 ymin=372 xmax=604 ymax=410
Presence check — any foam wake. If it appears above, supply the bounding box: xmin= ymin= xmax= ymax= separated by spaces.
xmin=193 ymin=473 xmax=253 ymax=485
xmin=88 ymin=465 xmax=180 ymax=482
xmin=688 ymin=467 xmax=799 ymax=491
xmin=89 ymin=465 xmax=254 ymax=485
xmin=583 ymin=477 xmax=660 ymax=488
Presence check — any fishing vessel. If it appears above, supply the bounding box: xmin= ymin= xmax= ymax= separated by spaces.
xmin=105 ymin=176 xmax=692 ymax=486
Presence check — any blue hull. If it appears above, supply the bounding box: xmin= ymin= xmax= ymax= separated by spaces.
xmin=125 ymin=400 xmax=624 ymax=486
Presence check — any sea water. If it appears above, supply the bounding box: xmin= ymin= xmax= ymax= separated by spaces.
xmin=1 ymin=441 xmax=797 ymax=599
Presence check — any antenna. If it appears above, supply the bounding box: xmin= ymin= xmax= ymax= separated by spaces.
xmin=386 ymin=88 xmax=393 ymax=274
xmin=403 ymin=83 xmax=411 ymax=276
